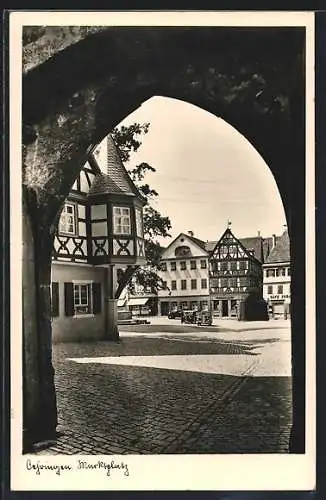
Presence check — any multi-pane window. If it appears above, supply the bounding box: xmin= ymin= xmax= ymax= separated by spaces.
xmin=171 ymin=262 xmax=176 ymax=271
xmin=180 ymin=261 xmax=186 ymax=270
xmin=113 ymin=206 xmax=131 ymax=235
xmin=160 ymin=262 xmax=167 ymax=271
xmin=277 ymin=285 xmax=283 ymax=294
xmin=230 ymin=261 xmax=237 ymax=271
xmin=201 ymin=278 xmax=207 ymax=289
xmin=171 ymin=280 xmax=177 ymax=290
xmin=268 ymin=285 xmax=273 ymax=294
xmin=181 ymin=280 xmax=187 ymax=290
xmin=239 ymin=277 xmax=247 ymax=287
xmin=220 ymin=278 xmax=228 ymax=288
xmin=64 ymin=282 xmax=101 ymax=317
xmin=162 ymin=281 xmax=167 ymax=290
xmin=239 ymin=261 xmax=247 ymax=270
xmin=74 ymin=283 xmax=92 ymax=314
xmin=287 ymin=267 xmax=291 ymax=276
xmin=280 ymin=267 xmax=286 ymax=276
xmin=229 ymin=277 xmax=237 ymax=287
xmin=59 ymin=203 xmax=76 ymax=235
xmin=190 ymin=260 xmax=197 ymax=270
xmin=135 ymin=207 xmax=143 ymax=237
xmin=191 ymin=279 xmax=197 ymax=290
xmin=266 ymin=269 xmax=275 ymax=277
xmin=200 ymin=260 xmax=207 ymax=269
xmin=220 ymin=262 xmax=228 ymax=271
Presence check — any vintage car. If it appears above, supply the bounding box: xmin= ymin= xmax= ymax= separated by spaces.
xmin=168 ymin=309 xmax=183 ymax=319
xmin=196 ymin=310 xmax=213 ymax=326
xmin=180 ymin=309 xmax=197 ymax=324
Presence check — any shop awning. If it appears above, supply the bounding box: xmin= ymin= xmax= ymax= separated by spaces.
xmin=117 ymin=298 xmax=127 ymax=307
xmin=128 ymin=297 xmax=149 ymax=306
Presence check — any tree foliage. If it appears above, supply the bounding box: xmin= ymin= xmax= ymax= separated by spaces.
xmin=111 ymin=123 xmax=172 ymax=294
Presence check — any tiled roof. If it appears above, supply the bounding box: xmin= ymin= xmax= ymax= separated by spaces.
xmin=265 ymin=230 xmax=290 ymax=263
xmin=187 ymin=234 xmax=207 ymax=251
xmin=88 ymin=135 xmax=142 ymax=198
xmin=205 ymin=234 xmax=275 ymax=263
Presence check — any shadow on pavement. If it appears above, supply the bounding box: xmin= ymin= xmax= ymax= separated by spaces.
xmin=53 ymin=337 xmax=260 ymax=358
xmin=50 ymin=356 xmax=292 ymax=455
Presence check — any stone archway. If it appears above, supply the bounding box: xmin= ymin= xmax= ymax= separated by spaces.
xmin=22 ymin=26 xmax=305 ymax=452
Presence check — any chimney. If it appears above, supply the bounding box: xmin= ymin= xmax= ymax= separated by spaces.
xmin=257 ymin=230 xmax=261 ymax=237
xmin=188 ymin=231 xmax=194 ymax=237
xmin=272 ymin=234 xmax=277 ymax=248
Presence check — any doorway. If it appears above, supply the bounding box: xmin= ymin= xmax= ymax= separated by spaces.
xmin=222 ymin=300 xmax=228 ymax=317
xmin=160 ymin=302 xmax=169 ymax=316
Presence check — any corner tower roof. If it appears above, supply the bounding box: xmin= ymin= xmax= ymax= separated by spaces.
xmin=88 ymin=135 xmax=145 ymax=202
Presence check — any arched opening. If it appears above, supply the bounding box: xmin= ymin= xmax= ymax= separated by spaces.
xmin=21 ymin=26 xmax=305 ymax=454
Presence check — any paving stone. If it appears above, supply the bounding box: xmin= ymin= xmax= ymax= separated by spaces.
xmin=32 ymin=330 xmax=292 ymax=455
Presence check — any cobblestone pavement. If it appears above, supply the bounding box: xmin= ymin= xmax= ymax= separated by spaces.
xmin=33 ymin=324 xmax=292 ymax=455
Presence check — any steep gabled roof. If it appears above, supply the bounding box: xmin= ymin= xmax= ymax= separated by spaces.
xmin=209 ymin=227 xmax=266 ymax=264
xmin=88 ymin=135 xmax=146 ymax=202
xmin=265 ymin=230 xmax=290 ymax=263
xmin=205 ymin=234 xmax=273 ymax=263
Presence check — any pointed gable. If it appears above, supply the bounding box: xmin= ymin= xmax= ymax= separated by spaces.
xmin=160 ymin=233 xmax=208 ymax=260
xmin=88 ymin=135 xmax=145 ymax=201
xmin=210 ymin=228 xmax=258 ymax=261
xmin=206 ymin=233 xmax=269 ymax=262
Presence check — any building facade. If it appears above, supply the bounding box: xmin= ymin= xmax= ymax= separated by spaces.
xmin=208 ymin=228 xmax=269 ymax=320
xmin=157 ymin=232 xmax=210 ymax=315
xmin=263 ymin=229 xmax=291 ymax=319
xmin=156 ymin=227 xmax=276 ymax=320
xmin=51 ymin=135 xmax=146 ymax=342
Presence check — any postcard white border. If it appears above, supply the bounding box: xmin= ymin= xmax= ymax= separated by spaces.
xmin=9 ymin=10 xmax=316 ymax=491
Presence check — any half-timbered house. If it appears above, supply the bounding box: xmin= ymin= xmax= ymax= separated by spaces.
xmin=51 ymin=134 xmax=146 ymax=342
xmin=209 ymin=227 xmax=268 ymax=320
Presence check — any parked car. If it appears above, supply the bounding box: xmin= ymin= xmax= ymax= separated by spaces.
xmin=181 ymin=310 xmax=197 ymax=324
xmin=196 ymin=310 xmax=213 ymax=326
xmin=168 ymin=309 xmax=183 ymax=319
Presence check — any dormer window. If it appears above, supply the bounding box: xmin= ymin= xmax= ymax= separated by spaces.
xmin=113 ymin=206 xmax=131 ymax=235
xmin=59 ymin=203 xmax=76 ymax=235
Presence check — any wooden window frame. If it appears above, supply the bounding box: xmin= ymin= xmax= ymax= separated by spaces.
xmin=58 ymin=202 xmax=77 ymax=236
xmin=113 ymin=206 xmax=131 ymax=235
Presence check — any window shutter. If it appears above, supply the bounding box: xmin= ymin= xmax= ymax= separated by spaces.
xmin=51 ymin=282 xmax=59 ymax=317
xmin=64 ymin=282 xmax=74 ymax=316
xmin=93 ymin=282 xmax=102 ymax=314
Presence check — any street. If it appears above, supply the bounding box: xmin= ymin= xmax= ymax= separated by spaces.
xmin=34 ymin=318 xmax=292 ymax=455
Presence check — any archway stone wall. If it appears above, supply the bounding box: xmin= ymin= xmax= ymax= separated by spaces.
xmin=21 ymin=27 xmax=305 ymax=452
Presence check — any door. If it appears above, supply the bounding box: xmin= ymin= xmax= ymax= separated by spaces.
xmin=160 ymin=301 xmax=169 ymax=316
xmin=222 ymin=300 xmax=228 ymax=317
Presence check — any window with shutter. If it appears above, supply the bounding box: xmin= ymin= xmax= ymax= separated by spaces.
xmin=64 ymin=282 xmax=74 ymax=316
xmin=51 ymin=282 xmax=59 ymax=317
xmin=92 ymin=283 xmax=102 ymax=314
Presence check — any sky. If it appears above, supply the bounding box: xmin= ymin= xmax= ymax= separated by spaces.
xmin=103 ymin=96 xmax=287 ymax=245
